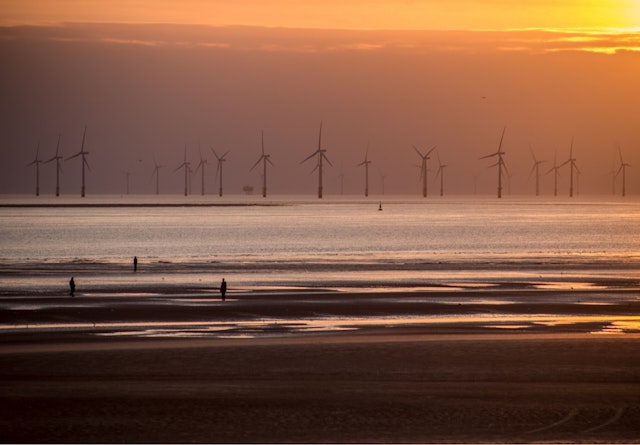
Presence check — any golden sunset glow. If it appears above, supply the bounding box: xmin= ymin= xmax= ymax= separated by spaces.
xmin=0 ymin=0 xmax=638 ymax=31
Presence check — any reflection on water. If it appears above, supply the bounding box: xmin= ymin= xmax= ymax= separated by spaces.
xmin=3 ymin=314 xmax=640 ymax=338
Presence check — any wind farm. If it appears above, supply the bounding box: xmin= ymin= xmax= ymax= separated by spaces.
xmin=14 ymin=121 xmax=638 ymax=198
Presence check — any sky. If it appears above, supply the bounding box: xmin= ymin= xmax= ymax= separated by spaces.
xmin=1 ymin=1 xmax=639 ymax=197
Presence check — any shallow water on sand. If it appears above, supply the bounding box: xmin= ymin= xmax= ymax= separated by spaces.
xmin=1 ymin=194 xmax=639 ymax=292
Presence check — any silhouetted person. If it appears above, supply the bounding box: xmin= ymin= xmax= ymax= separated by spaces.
xmin=69 ymin=277 xmax=75 ymax=297
xmin=133 ymin=256 xmax=138 ymax=272
xmin=220 ymin=278 xmax=227 ymax=301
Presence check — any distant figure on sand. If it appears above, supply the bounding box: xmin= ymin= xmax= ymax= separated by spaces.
xmin=133 ymin=256 xmax=138 ymax=272
xmin=69 ymin=277 xmax=75 ymax=297
xmin=220 ymin=278 xmax=227 ymax=301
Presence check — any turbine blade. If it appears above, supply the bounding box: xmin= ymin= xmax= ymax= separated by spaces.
xmin=301 ymin=150 xmax=319 ymax=164
xmin=497 ymin=125 xmax=507 ymax=152
xmin=426 ymin=145 xmax=437 ymax=156
xmin=480 ymin=152 xmax=498 ymax=160
xmin=323 ymin=153 xmax=333 ymax=167
xmin=412 ymin=145 xmax=425 ymax=157
xmin=249 ymin=157 xmax=262 ymax=172
xmin=66 ymin=151 xmax=82 ymax=161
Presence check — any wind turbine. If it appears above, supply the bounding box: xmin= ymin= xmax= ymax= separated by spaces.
xmin=151 ymin=155 xmax=163 ymax=195
xmin=338 ymin=162 xmax=345 ymax=195
xmin=250 ymin=131 xmax=274 ymax=198
xmin=211 ymin=147 xmax=229 ymax=197
xmin=616 ymin=145 xmax=631 ymax=197
xmin=65 ymin=125 xmax=90 ymax=197
xmin=379 ymin=169 xmax=387 ymax=195
xmin=413 ymin=144 xmax=436 ymax=197
xmin=195 ymin=149 xmax=208 ymax=196
xmin=546 ymin=152 xmax=562 ymax=197
xmin=559 ymin=137 xmax=579 ymax=197
xmin=26 ymin=141 xmax=42 ymax=196
xmin=480 ymin=126 xmax=508 ymax=198
xmin=174 ymin=145 xmax=190 ymax=196
xmin=357 ymin=142 xmax=372 ymax=197
xmin=301 ymin=121 xmax=333 ymax=199
xmin=528 ymin=145 xmax=546 ymax=196
xmin=44 ymin=134 xmax=63 ymax=196
xmin=434 ymin=150 xmax=447 ymax=197
xmin=124 ymin=170 xmax=131 ymax=195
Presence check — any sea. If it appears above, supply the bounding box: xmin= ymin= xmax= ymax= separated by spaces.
xmin=1 ymin=194 xmax=639 ymax=295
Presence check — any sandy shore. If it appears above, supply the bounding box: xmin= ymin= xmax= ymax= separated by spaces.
xmin=1 ymin=286 xmax=640 ymax=443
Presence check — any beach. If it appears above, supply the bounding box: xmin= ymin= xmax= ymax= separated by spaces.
xmin=2 ymin=279 xmax=640 ymax=443
xmin=1 ymin=197 xmax=639 ymax=442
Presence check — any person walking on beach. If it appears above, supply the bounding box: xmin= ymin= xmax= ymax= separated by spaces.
xmin=69 ymin=277 xmax=75 ymax=297
xmin=133 ymin=256 xmax=138 ymax=272
xmin=220 ymin=278 xmax=227 ymax=301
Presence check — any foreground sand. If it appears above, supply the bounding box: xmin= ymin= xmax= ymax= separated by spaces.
xmin=1 ymin=288 xmax=640 ymax=443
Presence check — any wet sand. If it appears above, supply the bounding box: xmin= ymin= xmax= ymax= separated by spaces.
xmin=1 ymin=285 xmax=640 ymax=443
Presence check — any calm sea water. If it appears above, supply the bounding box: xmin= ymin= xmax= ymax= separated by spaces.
xmin=1 ymin=194 xmax=639 ymax=291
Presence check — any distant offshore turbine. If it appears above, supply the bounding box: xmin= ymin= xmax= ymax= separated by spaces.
xmin=65 ymin=125 xmax=90 ymax=197
xmin=301 ymin=121 xmax=333 ymax=199
xmin=26 ymin=141 xmax=42 ymax=196
xmin=413 ymin=144 xmax=436 ymax=198
xmin=480 ymin=126 xmax=508 ymax=199
xmin=44 ymin=134 xmax=63 ymax=197
xmin=250 ymin=131 xmax=274 ymax=198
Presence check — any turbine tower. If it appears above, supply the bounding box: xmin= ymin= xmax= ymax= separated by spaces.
xmin=357 ymin=142 xmax=372 ymax=197
xmin=480 ymin=126 xmax=508 ymax=198
xmin=559 ymin=137 xmax=579 ymax=197
xmin=528 ymin=145 xmax=546 ymax=196
xmin=616 ymin=145 xmax=631 ymax=197
xmin=174 ymin=145 xmax=190 ymax=196
xmin=26 ymin=141 xmax=42 ymax=196
xmin=151 ymin=156 xmax=163 ymax=195
xmin=195 ymin=149 xmax=208 ymax=196
xmin=44 ymin=134 xmax=63 ymax=197
xmin=250 ymin=131 xmax=274 ymax=198
xmin=66 ymin=125 xmax=90 ymax=197
xmin=413 ymin=144 xmax=436 ymax=198
xmin=211 ymin=147 xmax=229 ymax=197
xmin=301 ymin=121 xmax=333 ymax=199
xmin=435 ymin=150 xmax=447 ymax=197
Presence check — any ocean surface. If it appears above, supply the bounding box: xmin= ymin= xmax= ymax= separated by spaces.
xmin=1 ymin=194 xmax=639 ymax=294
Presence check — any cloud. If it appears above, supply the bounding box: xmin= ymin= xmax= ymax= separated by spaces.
xmin=1 ymin=23 xmax=639 ymax=55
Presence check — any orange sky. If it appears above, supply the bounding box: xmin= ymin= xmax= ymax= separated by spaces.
xmin=1 ymin=2 xmax=639 ymax=196
xmin=1 ymin=0 xmax=639 ymax=30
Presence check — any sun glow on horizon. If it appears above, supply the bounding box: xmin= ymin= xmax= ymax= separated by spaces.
xmin=0 ymin=0 xmax=638 ymax=32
